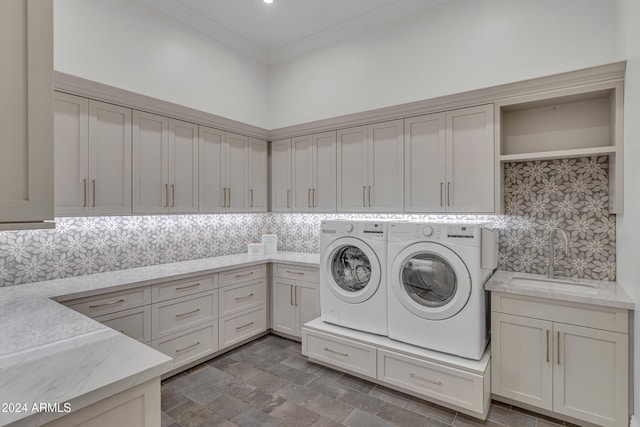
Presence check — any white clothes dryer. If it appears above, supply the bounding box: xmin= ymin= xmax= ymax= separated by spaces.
xmin=320 ymin=220 xmax=388 ymax=336
xmin=387 ymin=221 xmax=495 ymax=360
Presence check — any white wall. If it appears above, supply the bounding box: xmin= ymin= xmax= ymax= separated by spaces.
xmin=54 ymin=0 xmax=270 ymax=128
xmin=616 ymin=0 xmax=640 ymax=422
xmin=269 ymin=0 xmax=619 ymax=129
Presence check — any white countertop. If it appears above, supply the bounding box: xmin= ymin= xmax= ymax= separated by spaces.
xmin=0 ymin=251 xmax=319 ymax=427
xmin=485 ymin=270 xmax=634 ymax=310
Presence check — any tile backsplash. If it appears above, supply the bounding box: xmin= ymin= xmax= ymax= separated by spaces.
xmin=0 ymin=156 xmax=615 ymax=286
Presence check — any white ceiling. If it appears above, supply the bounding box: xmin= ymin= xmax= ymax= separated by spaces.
xmin=141 ymin=0 xmax=445 ymax=64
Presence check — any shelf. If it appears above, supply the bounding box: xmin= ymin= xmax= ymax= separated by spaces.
xmin=500 ymin=146 xmax=616 ymax=163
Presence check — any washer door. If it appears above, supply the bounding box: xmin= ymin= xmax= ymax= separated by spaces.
xmin=321 ymin=237 xmax=381 ymax=304
xmin=390 ymin=242 xmax=471 ymax=320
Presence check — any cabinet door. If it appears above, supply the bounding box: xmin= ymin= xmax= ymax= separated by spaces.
xmin=292 ymin=135 xmax=314 ymax=211
xmin=89 ymin=101 xmax=132 ymax=215
xmin=0 ymin=0 xmax=53 ymax=227
xmin=553 ymin=323 xmax=628 ymax=427
xmin=368 ymin=120 xmax=404 ymax=212
xmin=132 ymin=111 xmax=169 ymax=214
xmin=445 ymin=105 xmax=495 ymax=213
xmin=226 ymin=132 xmax=248 ymax=212
xmin=404 ymin=114 xmax=446 ymax=213
xmin=248 ymin=138 xmax=267 ymax=212
xmin=313 ymin=131 xmax=337 ymax=212
xmin=54 ymin=92 xmax=89 ymax=216
xmin=272 ymin=278 xmax=297 ymax=336
xmin=296 ymin=282 xmax=320 ymax=336
xmin=337 ymin=126 xmax=368 ymax=212
xmin=491 ymin=312 xmax=553 ymax=410
xmin=271 ymin=139 xmax=292 ymax=212
xmin=198 ymin=126 xmax=225 ymax=213
xmin=168 ymin=119 xmax=198 ymax=213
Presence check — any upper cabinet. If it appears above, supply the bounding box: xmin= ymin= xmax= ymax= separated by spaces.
xmin=132 ymin=111 xmax=198 ymax=214
xmin=496 ymin=81 xmax=624 ymax=213
xmin=0 ymin=0 xmax=53 ymax=230
xmin=271 ymin=139 xmax=292 ymax=212
xmin=405 ymin=105 xmax=495 ymax=213
xmin=199 ymin=127 xmax=262 ymax=213
xmin=55 ymin=93 xmax=132 ymax=216
xmin=292 ymin=131 xmax=337 ymax=212
xmin=337 ymin=120 xmax=404 ymax=212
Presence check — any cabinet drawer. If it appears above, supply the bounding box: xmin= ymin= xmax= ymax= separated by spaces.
xmin=64 ymin=287 xmax=151 ymax=318
xmin=377 ymin=349 xmax=486 ymax=414
xmin=219 ymin=265 xmax=266 ymax=287
xmin=152 ymin=321 xmax=219 ymax=369
xmin=491 ymin=292 xmax=628 ymax=333
xmin=95 ymin=306 xmax=152 ymax=343
xmin=152 ymin=291 xmax=218 ymax=339
xmin=219 ymin=278 xmax=267 ymax=317
xmin=219 ymin=306 xmax=267 ymax=349
xmin=304 ymin=330 xmax=376 ymax=378
xmin=274 ymin=264 xmax=319 ymax=283
xmin=152 ymin=275 xmax=217 ymax=302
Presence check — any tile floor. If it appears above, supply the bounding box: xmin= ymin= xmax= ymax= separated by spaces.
xmin=161 ymin=334 xmax=575 ymax=427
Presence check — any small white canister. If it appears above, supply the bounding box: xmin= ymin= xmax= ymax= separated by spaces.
xmin=262 ymin=232 xmax=277 ymax=255
xmin=247 ymin=240 xmax=264 ymax=256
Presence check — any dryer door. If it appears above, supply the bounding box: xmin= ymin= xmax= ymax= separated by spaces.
xmin=390 ymin=242 xmax=471 ymax=320
xmin=321 ymin=237 xmax=381 ymax=304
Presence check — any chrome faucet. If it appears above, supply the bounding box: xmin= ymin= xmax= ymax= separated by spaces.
xmin=548 ymin=227 xmax=569 ymax=279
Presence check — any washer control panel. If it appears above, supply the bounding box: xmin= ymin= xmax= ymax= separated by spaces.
xmin=321 ymin=220 xmax=387 ymax=239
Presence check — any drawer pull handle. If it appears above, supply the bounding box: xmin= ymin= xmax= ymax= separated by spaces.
xmin=235 ymin=293 xmax=255 ymax=301
xmin=89 ymin=298 xmax=125 ymax=309
xmin=175 ymin=341 xmax=200 ymax=353
xmin=235 ymin=321 xmax=254 ymax=331
xmin=286 ymin=270 xmax=305 ymax=275
xmin=175 ymin=283 xmax=201 ymax=291
xmin=175 ymin=308 xmax=200 ymax=318
xmin=410 ymin=373 xmax=442 ymax=386
xmin=235 ymin=272 xmax=254 ymax=278
xmin=324 ymin=347 xmax=348 ymax=357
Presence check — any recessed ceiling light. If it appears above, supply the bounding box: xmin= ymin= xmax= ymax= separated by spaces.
xmin=264 ymin=0 xmax=273 ymax=4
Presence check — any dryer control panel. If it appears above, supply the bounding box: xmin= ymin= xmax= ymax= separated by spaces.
xmin=321 ymin=220 xmax=387 ymax=239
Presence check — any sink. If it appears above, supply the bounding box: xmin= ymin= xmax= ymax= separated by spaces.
xmin=510 ymin=276 xmax=599 ymax=295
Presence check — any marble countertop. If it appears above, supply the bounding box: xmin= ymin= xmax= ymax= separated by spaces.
xmin=485 ymin=270 xmax=634 ymax=310
xmin=0 ymin=251 xmax=319 ymax=427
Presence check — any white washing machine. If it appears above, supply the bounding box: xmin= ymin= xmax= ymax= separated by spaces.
xmin=320 ymin=220 xmax=388 ymax=336
xmin=387 ymin=221 xmax=496 ymax=360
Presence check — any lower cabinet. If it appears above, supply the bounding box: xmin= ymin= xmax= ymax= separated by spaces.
xmin=302 ymin=318 xmax=491 ymax=419
xmin=272 ymin=264 xmax=320 ymax=339
xmin=491 ymin=292 xmax=629 ymax=427
xmin=44 ymin=378 xmax=160 ymax=427
xmin=152 ymin=321 xmax=219 ymax=368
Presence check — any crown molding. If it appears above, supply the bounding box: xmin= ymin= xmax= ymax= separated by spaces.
xmin=54 ymin=71 xmax=270 ymax=140
xmin=268 ymin=61 xmax=627 ymax=140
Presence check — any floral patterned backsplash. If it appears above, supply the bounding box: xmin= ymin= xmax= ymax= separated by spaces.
xmin=0 ymin=157 xmax=615 ymax=286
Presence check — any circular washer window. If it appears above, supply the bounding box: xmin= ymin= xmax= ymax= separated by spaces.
xmin=331 ymin=245 xmax=371 ymax=292
xmin=402 ymin=253 xmax=457 ymax=308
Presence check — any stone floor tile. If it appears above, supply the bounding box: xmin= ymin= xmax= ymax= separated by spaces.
xmin=368 ymin=385 xmax=413 ymax=408
xmin=161 ymin=411 xmax=177 ymax=427
xmin=163 ymin=371 xmax=194 ymax=391
xmin=190 ymin=365 xmax=235 ymax=385
xmin=342 ymin=408 xmax=394 ymax=427
xmin=336 ymin=374 xmax=376 ymax=394
xmin=406 ymin=398 xmax=457 ymax=424
xmin=536 ymin=420 xmax=564 ymax=427
xmin=273 ymin=383 xmax=323 ymax=406
xmin=306 ymin=376 xmax=348 ymax=399
xmin=166 ymin=399 xmax=217 ymax=427
xmin=246 ymin=371 xmax=288 ymax=393
xmin=206 ymin=395 xmax=251 ymax=419
xmin=181 ymin=380 xmax=225 ymax=406
xmin=426 ymin=418 xmax=454 ymax=427
xmin=231 ymin=407 xmax=283 ymax=427
xmin=310 ymin=415 xmax=344 ymax=427
xmin=452 ymin=412 xmax=505 ymax=426
xmin=200 ymin=413 xmax=240 ymax=427
xmin=487 ymin=405 xmax=536 ymax=427
xmin=208 ymin=353 xmax=239 ymax=370
xmin=241 ymin=387 xmax=287 ymax=413
xmin=376 ymin=402 xmax=429 ymax=427
xmin=280 ymin=354 xmax=323 ymax=374
xmin=271 ymin=400 xmax=321 ymax=425
xmin=510 ymin=405 xmax=565 ymax=426
xmin=224 ymin=361 xmax=262 ymax=381
xmin=306 ymin=395 xmax=354 ymax=423
xmin=315 ymin=366 xmax=344 ymax=382
xmin=218 ymin=380 xmax=257 ymax=399
xmin=276 ymin=366 xmax=318 ymax=386
xmin=340 ymin=389 xmax=385 ymax=414
xmin=161 ymin=384 xmax=189 ymax=412
xmin=262 ymin=335 xmax=297 ymax=350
